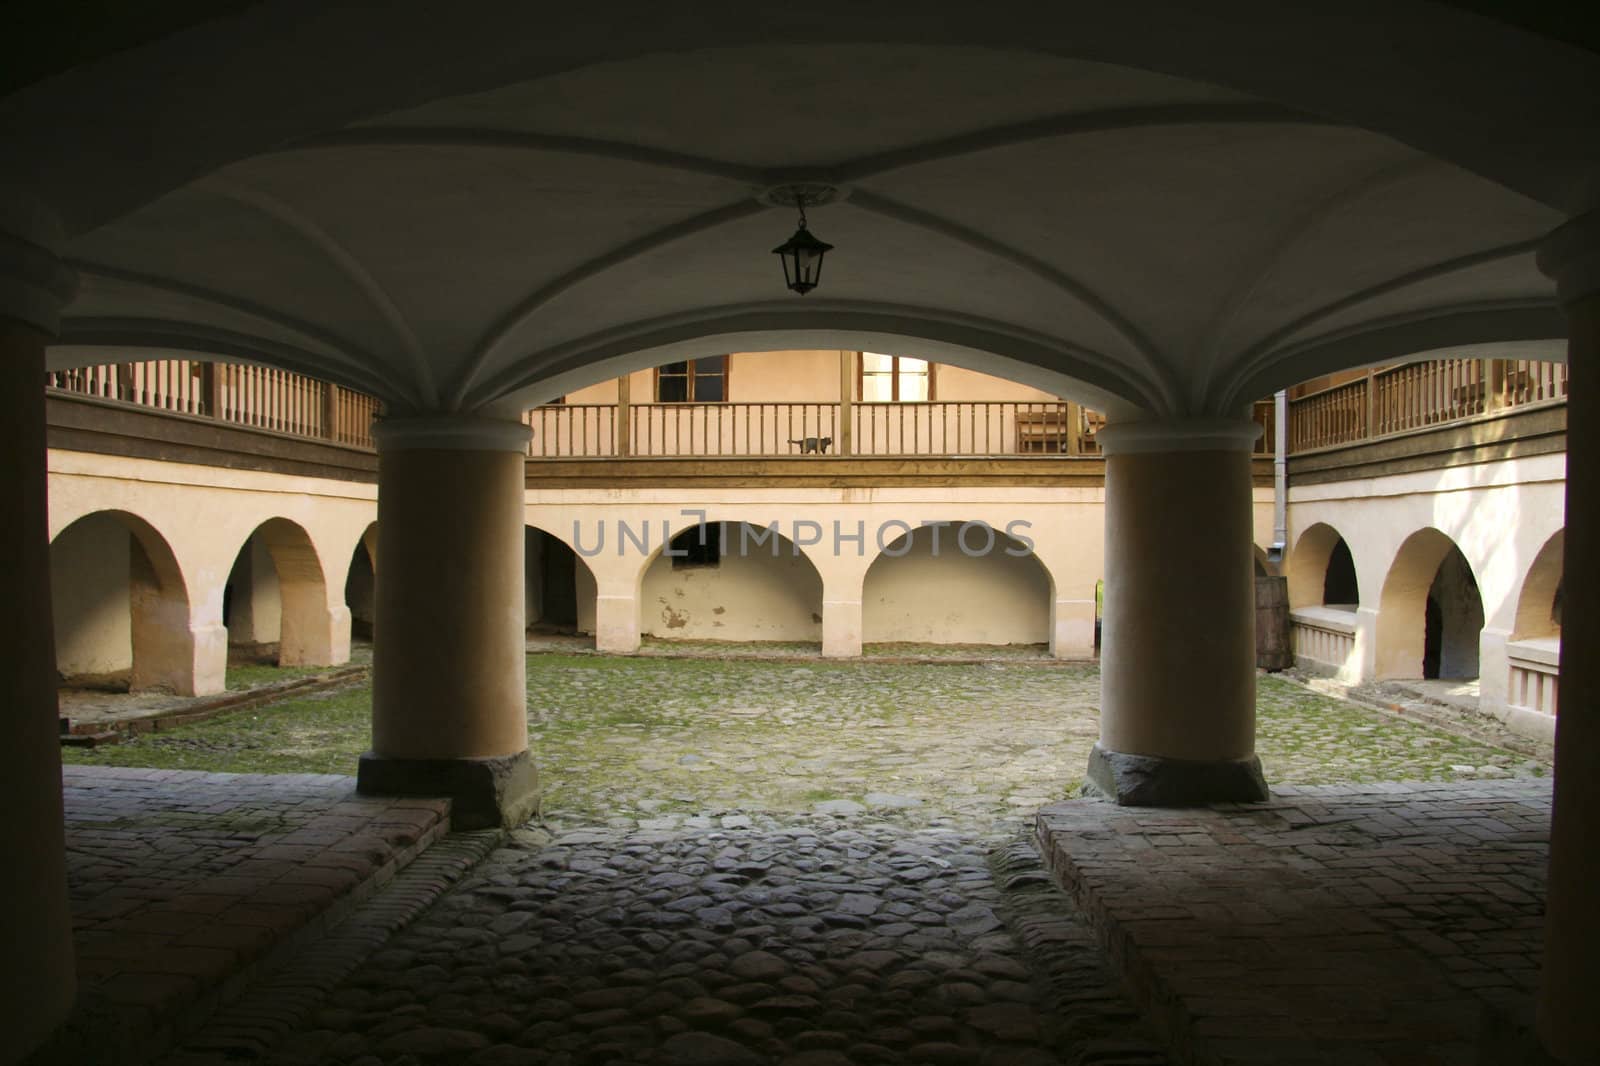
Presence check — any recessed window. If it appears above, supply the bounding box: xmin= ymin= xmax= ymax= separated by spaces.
xmin=656 ymin=356 xmax=728 ymax=402
xmin=860 ymin=352 xmax=931 ymax=402
xmin=670 ymin=522 xmax=724 ymax=568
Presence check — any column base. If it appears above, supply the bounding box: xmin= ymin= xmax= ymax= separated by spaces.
xmin=1081 ymin=743 xmax=1269 ymax=806
xmin=357 ymin=750 xmax=540 ymax=830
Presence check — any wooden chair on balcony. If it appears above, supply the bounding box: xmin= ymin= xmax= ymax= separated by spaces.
xmin=1016 ymin=409 xmax=1073 ymax=453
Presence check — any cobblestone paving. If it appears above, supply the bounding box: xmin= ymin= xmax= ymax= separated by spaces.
xmin=50 ymin=767 xmax=448 ymax=1066
xmin=54 ymin=654 xmax=1550 ymax=1065
xmin=521 ymin=659 xmax=1544 ymax=826
xmin=256 ymin=813 xmax=1165 ymax=1066
xmin=1037 ymin=779 xmax=1551 ymax=1066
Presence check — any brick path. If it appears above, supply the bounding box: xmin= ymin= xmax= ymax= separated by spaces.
xmin=1036 ymin=779 xmax=1551 ymax=1066
xmin=47 ymin=767 xmax=449 ymax=1065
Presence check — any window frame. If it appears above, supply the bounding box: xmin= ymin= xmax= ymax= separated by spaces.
xmin=654 ymin=354 xmax=730 ymax=403
xmin=856 ymin=352 xmax=935 ymax=402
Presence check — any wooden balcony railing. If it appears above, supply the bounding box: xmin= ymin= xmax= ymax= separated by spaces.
xmin=527 ymin=400 xmax=1277 ymax=459
xmin=1288 ymin=357 xmax=1566 ymax=454
xmin=46 ymin=359 xmax=381 ymax=449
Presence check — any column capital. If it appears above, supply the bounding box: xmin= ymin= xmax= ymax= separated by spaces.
xmin=1538 ymin=210 xmax=1600 ymax=305
xmin=1095 ymin=416 xmax=1260 ymax=456
xmin=0 ymin=190 xmax=76 ymax=336
xmin=372 ymin=414 xmax=531 ymax=453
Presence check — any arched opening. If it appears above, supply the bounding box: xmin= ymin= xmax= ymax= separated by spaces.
xmin=1324 ymin=539 xmax=1359 ymax=608
xmin=637 ymin=521 xmax=823 ymax=643
xmin=1376 ymin=528 xmax=1484 ymax=681
xmin=344 ymin=523 xmax=378 ymax=643
xmin=1512 ymin=530 xmax=1563 ymax=641
xmin=50 ymin=510 xmax=193 ymax=693
xmin=1288 ymin=523 xmax=1359 ymax=610
xmin=864 ymin=522 xmax=1050 ymax=648
xmin=526 ymin=525 xmax=596 ymax=647
xmin=223 ymin=518 xmax=332 ymax=669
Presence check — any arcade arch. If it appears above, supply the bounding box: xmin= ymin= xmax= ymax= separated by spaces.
xmin=1376 ymin=528 xmax=1485 ymax=681
xmin=49 ymin=510 xmax=195 ymax=694
xmin=223 ymin=518 xmax=336 ymax=667
xmin=863 ymin=522 xmax=1051 ymax=647
xmin=637 ymin=520 xmax=825 ymax=642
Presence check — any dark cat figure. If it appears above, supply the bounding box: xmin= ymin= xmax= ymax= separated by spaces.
xmin=790 ymin=436 xmax=833 ymax=454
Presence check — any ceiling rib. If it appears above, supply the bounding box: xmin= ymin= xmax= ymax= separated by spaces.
xmin=849 ymin=190 xmax=1178 ymax=413
xmin=64 ymin=259 xmax=412 ymax=403
xmin=205 ymin=178 xmax=439 ymax=407
xmin=1206 ymin=238 xmax=1545 ymax=411
xmin=1190 ymin=157 xmax=1442 ymax=409
xmin=450 ymin=200 xmax=768 ymax=410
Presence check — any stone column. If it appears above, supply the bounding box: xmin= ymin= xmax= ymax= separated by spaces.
xmin=822 ymin=595 xmax=863 ymax=657
xmin=1535 ymin=211 xmax=1600 ymax=1064
xmin=0 ymin=194 xmax=78 ymax=1059
xmin=358 ymin=416 xmax=539 ymax=829
xmin=1086 ymin=418 xmax=1269 ymax=805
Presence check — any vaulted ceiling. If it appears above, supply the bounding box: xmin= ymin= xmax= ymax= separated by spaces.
xmin=7 ymin=2 xmax=1595 ymax=418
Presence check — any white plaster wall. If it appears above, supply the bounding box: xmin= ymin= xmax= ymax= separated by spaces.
xmin=50 ymin=513 xmax=133 ymax=677
xmin=1286 ymin=452 xmax=1565 ymax=729
xmin=640 ymin=523 xmax=824 ymax=640
xmin=863 ymin=525 xmax=1049 ymax=644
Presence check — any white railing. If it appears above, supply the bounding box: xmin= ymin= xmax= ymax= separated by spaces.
xmin=1290 ymin=607 xmax=1359 ymax=679
xmin=1506 ymin=638 xmax=1559 ymax=717
xmin=47 ymin=358 xmax=380 ymax=449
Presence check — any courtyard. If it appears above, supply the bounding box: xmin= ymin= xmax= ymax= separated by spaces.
xmin=48 ymin=653 xmax=1552 ymax=1066
xmin=62 ymin=652 xmax=1543 ymax=833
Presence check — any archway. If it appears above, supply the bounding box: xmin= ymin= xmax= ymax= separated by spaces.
xmin=637 ymin=521 xmax=824 ymax=643
xmin=344 ymin=523 xmax=378 ymax=642
xmin=1512 ymin=530 xmax=1564 ymax=641
xmin=1376 ymin=528 xmax=1484 ymax=681
xmin=527 ymin=525 xmax=597 ymax=645
xmin=223 ymin=518 xmax=333 ymax=668
xmin=1289 ymin=523 xmax=1360 ymax=610
xmin=864 ymin=522 xmax=1050 ymax=647
xmin=49 ymin=510 xmax=193 ymax=693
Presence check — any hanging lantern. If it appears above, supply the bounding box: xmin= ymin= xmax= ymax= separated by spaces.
xmin=772 ymin=195 xmax=834 ymax=295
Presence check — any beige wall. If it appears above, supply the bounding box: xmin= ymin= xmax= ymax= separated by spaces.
xmin=51 ymin=512 xmax=133 ymax=677
xmin=732 ymin=350 xmax=840 ymax=402
xmin=640 ymin=523 xmax=824 ymax=640
xmin=560 ymin=350 xmax=1064 ymax=406
xmin=863 ymin=525 xmax=1050 ymax=644
xmin=226 ymin=534 xmax=282 ymax=645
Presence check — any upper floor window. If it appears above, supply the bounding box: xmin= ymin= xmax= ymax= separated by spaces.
xmin=656 ymin=356 xmax=727 ymax=402
xmin=860 ymin=353 xmax=931 ymax=402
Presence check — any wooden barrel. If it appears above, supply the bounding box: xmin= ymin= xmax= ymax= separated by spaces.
xmin=1255 ymin=575 xmax=1291 ymax=672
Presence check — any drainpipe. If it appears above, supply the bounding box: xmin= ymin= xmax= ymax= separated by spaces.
xmin=1269 ymin=389 xmax=1288 ymax=566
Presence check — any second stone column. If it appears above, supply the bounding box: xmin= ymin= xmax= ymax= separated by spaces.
xmin=358 ymin=416 xmax=539 ymax=828
xmin=1087 ymin=418 xmax=1269 ymax=805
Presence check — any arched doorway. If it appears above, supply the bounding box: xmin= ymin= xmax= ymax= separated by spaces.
xmin=223 ymin=518 xmax=333 ymax=668
xmin=50 ymin=510 xmax=193 ymax=693
xmin=527 ymin=525 xmax=596 ymax=645
xmin=1376 ymin=528 xmax=1484 ymax=681
xmin=637 ymin=521 xmax=823 ymax=643
xmin=344 ymin=523 xmax=378 ymax=642
xmin=1288 ymin=523 xmax=1360 ymax=610
xmin=864 ymin=522 xmax=1050 ymax=647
